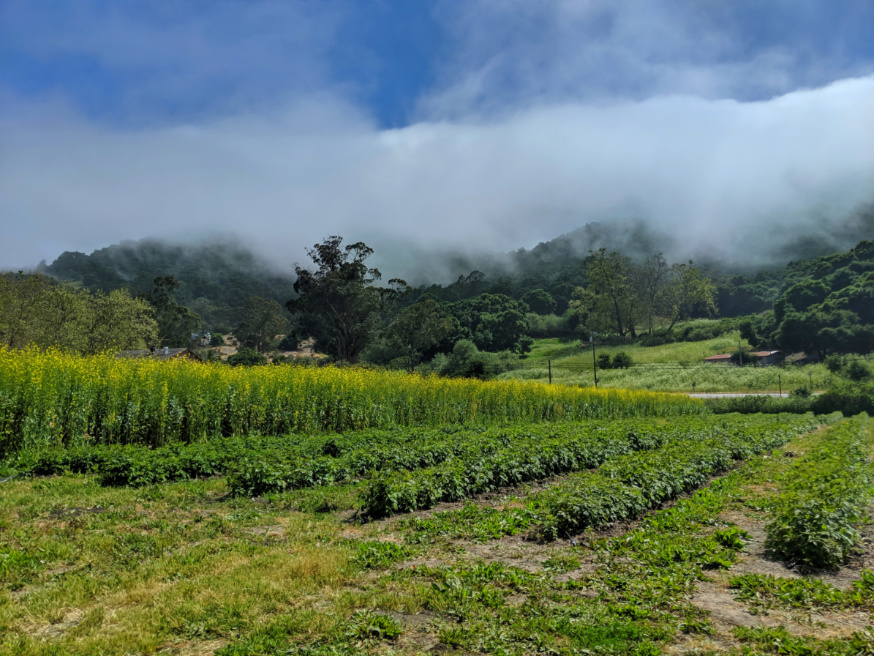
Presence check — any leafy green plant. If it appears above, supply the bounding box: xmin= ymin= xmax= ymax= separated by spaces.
xmin=765 ymin=414 xmax=872 ymax=571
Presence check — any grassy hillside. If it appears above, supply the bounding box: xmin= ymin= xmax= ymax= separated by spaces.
xmin=505 ymin=327 xmax=831 ymax=392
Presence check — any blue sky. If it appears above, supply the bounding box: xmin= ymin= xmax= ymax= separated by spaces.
xmin=2 ymin=1 xmax=874 ymax=272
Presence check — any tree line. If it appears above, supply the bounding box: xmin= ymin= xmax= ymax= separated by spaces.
xmin=4 ymin=236 xmax=872 ymax=370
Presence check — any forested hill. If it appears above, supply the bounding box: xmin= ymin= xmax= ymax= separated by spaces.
xmin=39 ymin=239 xmax=296 ymax=329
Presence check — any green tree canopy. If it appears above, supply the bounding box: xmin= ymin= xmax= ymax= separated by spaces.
xmin=520 ymin=288 xmax=557 ymax=315
xmin=384 ymin=299 xmax=456 ymax=372
xmin=287 ymin=236 xmax=407 ymax=362
xmin=233 ymin=297 xmax=290 ymax=353
xmin=445 ymin=293 xmax=529 ymax=352
xmin=138 ymin=276 xmax=201 ymax=347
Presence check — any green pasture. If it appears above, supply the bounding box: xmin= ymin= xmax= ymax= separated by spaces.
xmin=512 ymin=329 xmax=831 ymax=392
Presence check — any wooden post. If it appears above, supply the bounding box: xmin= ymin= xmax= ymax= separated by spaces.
xmin=592 ymin=334 xmax=598 ymax=388
xmin=778 ymin=374 xmax=782 ymax=397
xmin=548 ymin=359 xmax=552 ymax=384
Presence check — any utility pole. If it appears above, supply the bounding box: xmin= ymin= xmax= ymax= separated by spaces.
xmin=591 ymin=333 xmax=598 ymax=388
xmin=739 ymin=340 xmax=743 ymax=367
xmin=778 ymin=374 xmax=782 ymax=397
xmin=548 ymin=359 xmax=552 ymax=384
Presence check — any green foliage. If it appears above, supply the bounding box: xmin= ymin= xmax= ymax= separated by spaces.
xmin=41 ymin=238 xmax=297 ymax=329
xmin=765 ymin=415 xmax=872 ymax=571
xmin=0 ymin=272 xmax=158 ymax=353
xmin=431 ymin=339 xmax=522 ymax=379
xmin=612 ymin=352 xmax=632 ymax=368
xmin=536 ymin=414 xmax=817 ymax=540
xmin=287 ymin=236 xmax=407 ymax=362
xmin=520 ymin=288 xmax=556 ymax=315
xmin=359 ymin=414 xmax=817 ymax=523
xmin=813 ymin=381 xmax=874 ymax=416
xmin=445 ymin=293 xmax=529 ymax=352
xmin=351 ymin=541 xmax=412 ymax=570
xmin=383 ymin=299 xmax=455 ymax=371
xmin=233 ymin=297 xmax=290 ymax=353
xmin=137 ymin=275 xmax=201 ymax=347
xmin=707 ymin=394 xmax=815 ymax=415
xmin=773 ymin=240 xmax=874 ymax=355
xmin=731 ymin=624 xmax=874 ymax=654
xmin=227 ymin=347 xmax=268 ymax=366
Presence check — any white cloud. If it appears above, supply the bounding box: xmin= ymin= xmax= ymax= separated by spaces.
xmin=2 ymin=75 xmax=874 ymax=274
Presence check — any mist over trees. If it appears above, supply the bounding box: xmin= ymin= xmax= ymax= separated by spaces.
xmin=5 ymin=231 xmax=873 ymax=372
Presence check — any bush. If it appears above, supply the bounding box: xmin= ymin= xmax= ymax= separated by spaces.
xmin=597 ymin=353 xmax=612 ymax=370
xmin=845 ymin=360 xmax=871 ymax=382
xmin=707 ymin=395 xmax=813 ymax=415
xmin=612 ymin=352 xmax=633 ymax=369
xmin=209 ymin=333 xmax=225 ymax=347
xmin=277 ymin=333 xmax=300 ymax=351
xmin=813 ymin=381 xmax=874 ymax=416
xmin=227 ymin=347 xmax=268 ymax=366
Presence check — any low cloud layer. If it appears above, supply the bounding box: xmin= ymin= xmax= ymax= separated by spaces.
xmin=3 ymin=74 xmax=874 ymax=276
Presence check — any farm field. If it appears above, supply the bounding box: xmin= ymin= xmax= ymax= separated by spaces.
xmin=3 ymin=350 xmax=874 ymax=655
xmin=505 ymin=334 xmax=832 ymax=393
xmin=3 ymin=397 xmax=874 ymax=654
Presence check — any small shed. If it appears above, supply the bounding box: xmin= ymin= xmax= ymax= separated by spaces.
xmin=703 ymin=354 xmax=732 ymax=365
xmin=751 ymin=350 xmax=783 ymax=366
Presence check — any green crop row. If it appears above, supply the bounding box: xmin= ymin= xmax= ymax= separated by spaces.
xmin=765 ymin=413 xmax=873 ymax=571
xmin=534 ymin=414 xmax=819 ymax=540
xmin=229 ymin=420 xmax=675 ymax=498
xmin=6 ymin=425 xmax=476 ymax=487
xmin=358 ymin=415 xmax=792 ymax=518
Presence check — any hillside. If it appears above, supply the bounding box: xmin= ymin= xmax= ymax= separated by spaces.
xmin=39 ymin=239 xmax=296 ymax=329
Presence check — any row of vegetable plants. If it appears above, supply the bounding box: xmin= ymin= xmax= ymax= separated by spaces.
xmin=533 ymin=413 xmax=820 ymax=540
xmin=8 ymin=420 xmax=666 ymax=490
xmin=7 ymin=425 xmax=472 ymax=486
xmin=229 ymin=420 xmax=681 ymax=498
xmin=359 ymin=414 xmax=819 ymax=519
xmin=764 ymin=412 xmax=873 ymax=571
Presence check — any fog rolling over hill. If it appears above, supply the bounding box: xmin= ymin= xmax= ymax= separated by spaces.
xmin=39 ymin=238 xmax=296 ymax=329
xmin=36 ymin=198 xmax=874 ymax=310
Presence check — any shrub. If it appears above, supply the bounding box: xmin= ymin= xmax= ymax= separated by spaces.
xmin=612 ymin=352 xmax=633 ymax=369
xmin=277 ymin=333 xmax=300 ymax=351
xmin=845 ymin=360 xmax=871 ymax=382
xmin=597 ymin=353 xmax=612 ymax=370
xmin=637 ymin=333 xmax=674 ymax=347
xmin=813 ymin=381 xmax=874 ymax=416
xmin=227 ymin=347 xmax=268 ymax=366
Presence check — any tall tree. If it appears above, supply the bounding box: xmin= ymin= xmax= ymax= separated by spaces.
xmin=138 ymin=276 xmax=201 ymax=347
xmin=661 ymin=262 xmax=717 ymax=331
xmin=81 ymin=289 xmax=158 ymax=354
xmin=385 ymin=299 xmax=455 ymax=372
xmin=287 ymin=236 xmax=407 ymax=362
xmin=233 ymin=297 xmax=290 ymax=353
xmin=637 ymin=253 xmax=670 ymax=335
xmin=571 ymin=249 xmax=638 ymax=337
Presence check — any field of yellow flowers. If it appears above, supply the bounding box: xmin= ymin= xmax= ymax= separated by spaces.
xmin=0 ymin=347 xmax=704 ymax=453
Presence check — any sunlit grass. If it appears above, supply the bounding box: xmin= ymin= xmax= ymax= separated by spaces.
xmin=512 ymin=329 xmax=831 ymax=392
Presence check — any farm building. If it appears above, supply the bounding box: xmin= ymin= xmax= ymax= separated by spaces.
xmin=703 ymin=350 xmax=783 ymax=366
xmin=751 ymin=350 xmax=783 ymax=365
